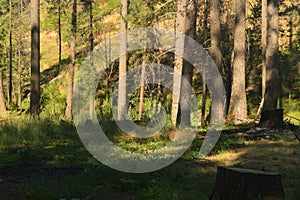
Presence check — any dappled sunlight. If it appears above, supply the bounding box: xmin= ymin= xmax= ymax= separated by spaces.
xmin=202 ymin=134 xmax=300 ymax=200
xmin=206 ymin=149 xmax=247 ymax=166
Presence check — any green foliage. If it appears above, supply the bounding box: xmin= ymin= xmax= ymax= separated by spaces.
xmin=0 ymin=116 xmax=75 ymax=147
xmin=40 ymin=79 xmax=66 ymax=119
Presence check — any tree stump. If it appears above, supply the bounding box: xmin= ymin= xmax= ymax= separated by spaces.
xmin=210 ymin=167 xmax=285 ymax=200
xmin=260 ymin=109 xmax=283 ymax=129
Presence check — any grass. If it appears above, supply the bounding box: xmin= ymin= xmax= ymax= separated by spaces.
xmin=283 ymin=98 xmax=300 ymax=126
xmin=0 ymin=116 xmax=300 ymax=199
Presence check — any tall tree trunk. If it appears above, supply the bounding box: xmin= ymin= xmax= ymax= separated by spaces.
xmin=0 ymin=71 xmax=6 ymax=113
xmin=89 ymin=0 xmax=94 ymax=120
xmin=118 ymin=0 xmax=128 ymax=120
xmin=230 ymin=0 xmax=247 ymax=124
xmin=209 ymin=0 xmax=225 ymax=125
xmin=138 ymin=59 xmax=146 ymax=121
xmin=30 ymin=0 xmax=40 ymax=115
xmin=9 ymin=0 xmax=13 ymax=106
xmin=201 ymin=0 xmax=209 ymax=127
xmin=171 ymin=0 xmax=185 ymax=126
xmin=289 ymin=14 xmax=293 ymax=50
xmin=181 ymin=0 xmax=197 ymax=126
xmin=58 ymin=0 xmax=62 ymax=70
xmin=18 ymin=0 xmax=23 ymax=110
xmin=65 ymin=0 xmax=76 ymax=119
xmin=171 ymin=0 xmax=197 ymax=126
xmin=262 ymin=0 xmax=267 ymax=98
xmin=263 ymin=0 xmax=279 ymax=111
xmin=201 ymin=60 xmax=207 ymax=127
xmin=257 ymin=0 xmax=268 ymax=117
xmin=210 ymin=0 xmax=222 ymax=68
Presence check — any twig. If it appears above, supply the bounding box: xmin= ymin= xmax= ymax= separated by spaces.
xmin=294 ymin=132 xmax=300 ymax=142
xmin=286 ymin=114 xmax=300 ymax=122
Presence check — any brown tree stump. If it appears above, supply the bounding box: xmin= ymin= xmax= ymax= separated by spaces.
xmin=210 ymin=167 xmax=285 ymax=200
xmin=260 ymin=109 xmax=283 ymax=129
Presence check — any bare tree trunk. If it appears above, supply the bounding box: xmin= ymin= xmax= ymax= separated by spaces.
xmin=88 ymin=0 xmax=94 ymax=120
xmin=8 ymin=0 xmax=13 ymax=106
xmin=209 ymin=0 xmax=225 ymax=126
xmin=118 ymin=0 xmax=128 ymax=120
xmin=261 ymin=0 xmax=267 ymax=104
xmin=171 ymin=0 xmax=185 ymax=126
xmin=231 ymin=0 xmax=247 ymax=124
xmin=171 ymin=0 xmax=197 ymax=126
xmin=210 ymin=0 xmax=222 ymax=69
xmin=65 ymin=0 xmax=76 ymax=119
xmin=0 ymin=72 xmax=6 ymax=113
xmin=58 ymin=0 xmax=62 ymax=70
xmin=18 ymin=0 xmax=23 ymax=110
xmin=263 ymin=0 xmax=279 ymax=111
xmin=289 ymin=14 xmax=293 ymax=50
xmin=257 ymin=0 xmax=267 ymax=117
xmin=30 ymin=0 xmax=40 ymax=115
xmin=156 ymin=51 xmax=163 ymax=113
xmin=138 ymin=60 xmax=146 ymax=121
xmin=200 ymin=0 xmax=209 ymax=127
xmin=201 ymin=63 xmax=207 ymax=127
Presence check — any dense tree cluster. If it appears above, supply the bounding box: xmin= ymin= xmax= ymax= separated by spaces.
xmin=0 ymin=0 xmax=299 ymax=127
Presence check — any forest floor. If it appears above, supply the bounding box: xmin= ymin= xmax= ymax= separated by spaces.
xmin=0 ymin=122 xmax=300 ymax=200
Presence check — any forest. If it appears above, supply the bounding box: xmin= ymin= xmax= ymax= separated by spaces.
xmin=0 ymin=0 xmax=300 ymax=199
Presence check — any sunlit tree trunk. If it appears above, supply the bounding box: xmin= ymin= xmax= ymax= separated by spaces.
xmin=201 ymin=0 xmax=209 ymax=128
xmin=231 ymin=0 xmax=247 ymax=124
xmin=263 ymin=0 xmax=280 ymax=111
xmin=0 ymin=72 xmax=6 ymax=113
xmin=181 ymin=0 xmax=196 ymax=126
xmin=30 ymin=0 xmax=40 ymax=115
xmin=171 ymin=0 xmax=196 ymax=126
xmin=210 ymin=0 xmax=222 ymax=68
xmin=256 ymin=0 xmax=268 ymax=117
xmin=8 ymin=0 xmax=13 ymax=106
xmin=171 ymin=0 xmax=185 ymax=126
xmin=18 ymin=0 xmax=23 ymax=110
xmin=262 ymin=0 xmax=267 ymax=98
xmin=138 ymin=59 xmax=146 ymax=120
xmin=89 ymin=0 xmax=95 ymax=120
xmin=65 ymin=0 xmax=76 ymax=119
xmin=209 ymin=0 xmax=225 ymax=125
xmin=118 ymin=0 xmax=128 ymax=120
xmin=58 ymin=0 xmax=62 ymax=70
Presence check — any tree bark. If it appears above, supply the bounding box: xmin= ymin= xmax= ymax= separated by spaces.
xmin=209 ymin=0 xmax=225 ymax=126
xmin=260 ymin=108 xmax=283 ymax=129
xmin=263 ymin=0 xmax=280 ymax=111
xmin=138 ymin=60 xmax=146 ymax=121
xmin=88 ymin=0 xmax=94 ymax=120
xmin=30 ymin=0 xmax=40 ymax=115
xmin=210 ymin=0 xmax=222 ymax=69
xmin=65 ymin=0 xmax=76 ymax=119
xmin=210 ymin=166 xmax=285 ymax=200
xmin=201 ymin=0 xmax=209 ymax=128
xmin=118 ymin=0 xmax=128 ymax=120
xmin=201 ymin=63 xmax=207 ymax=127
xmin=0 ymin=72 xmax=6 ymax=113
xmin=171 ymin=0 xmax=196 ymax=126
xmin=262 ymin=0 xmax=267 ymax=98
xmin=18 ymin=0 xmax=23 ymax=110
xmin=230 ymin=0 xmax=247 ymax=124
xmin=58 ymin=0 xmax=62 ymax=70
xmin=181 ymin=0 xmax=196 ymax=126
xmin=8 ymin=0 xmax=13 ymax=106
